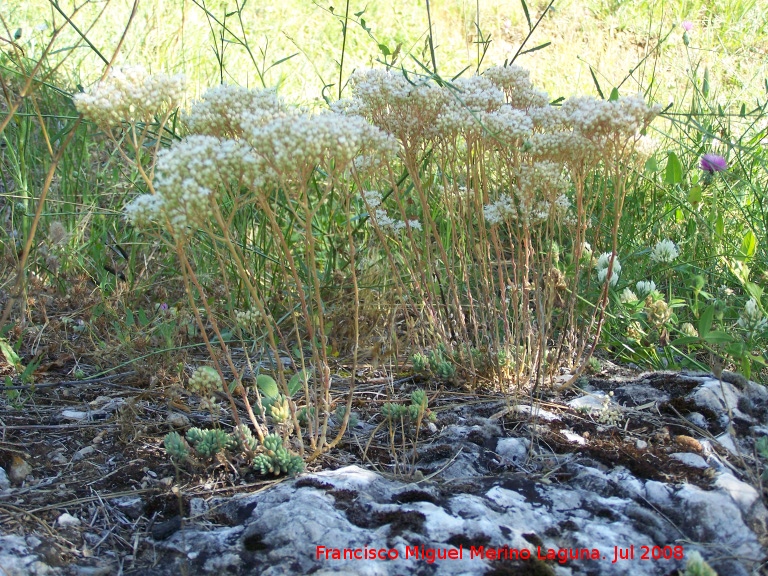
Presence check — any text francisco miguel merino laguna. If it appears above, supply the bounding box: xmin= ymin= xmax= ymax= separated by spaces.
xmin=316 ymin=544 xmax=636 ymax=565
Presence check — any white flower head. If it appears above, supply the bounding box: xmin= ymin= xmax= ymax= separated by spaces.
xmin=636 ymin=280 xmax=656 ymax=296
xmin=595 ymin=252 xmax=621 ymax=286
xmin=620 ymin=287 xmax=638 ymax=303
xmin=651 ymin=239 xmax=679 ymax=263
xmin=737 ymin=298 xmax=767 ymax=335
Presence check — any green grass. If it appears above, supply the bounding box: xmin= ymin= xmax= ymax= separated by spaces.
xmin=2 ymin=0 xmax=767 ymax=388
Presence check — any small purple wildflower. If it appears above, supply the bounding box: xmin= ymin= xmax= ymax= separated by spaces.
xmin=159 ymin=302 xmax=169 ymax=312
xmin=681 ymin=21 xmax=693 ymax=32
xmin=700 ymin=153 xmax=727 ymax=173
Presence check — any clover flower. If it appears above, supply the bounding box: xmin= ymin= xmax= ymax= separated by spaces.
xmin=650 ymin=239 xmax=679 ymax=263
xmin=74 ymin=66 xmax=185 ymax=125
xmin=636 ymin=280 xmax=656 ymax=296
xmin=680 ymin=322 xmax=698 ymax=338
xmin=700 ymin=154 xmax=727 ymax=173
xmin=595 ymin=252 xmax=621 ymax=286
xmin=620 ymin=287 xmax=638 ymax=303
xmin=645 ymin=296 xmax=671 ymax=328
xmin=737 ymin=298 xmax=767 ymax=335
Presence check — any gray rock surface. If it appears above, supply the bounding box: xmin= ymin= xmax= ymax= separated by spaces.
xmin=2 ymin=371 xmax=767 ymax=575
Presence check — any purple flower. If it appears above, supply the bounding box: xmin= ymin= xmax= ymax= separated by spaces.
xmin=681 ymin=20 xmax=693 ymax=32
xmin=159 ymin=302 xmax=169 ymax=312
xmin=700 ymin=154 xmax=727 ymax=173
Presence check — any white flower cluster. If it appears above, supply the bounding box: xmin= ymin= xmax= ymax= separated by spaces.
xmin=342 ymin=69 xmax=446 ymax=142
xmin=650 ymin=239 xmax=679 ymax=263
xmin=528 ymin=130 xmax=597 ymax=163
xmin=483 ymin=194 xmax=515 ymax=225
xmin=74 ymin=66 xmax=185 ymax=125
xmin=124 ymin=193 xmax=165 ymax=227
xmin=363 ymin=191 xmax=420 ymax=233
xmin=598 ymin=391 xmax=623 ymax=426
xmin=636 ymin=280 xmax=656 ymax=296
xmin=562 ymin=95 xmax=662 ymax=140
xmin=362 ymin=190 xmax=383 ymax=208
xmin=620 ymin=287 xmax=638 ymax=303
xmin=595 ymin=252 xmax=621 ymax=286
xmin=126 ymin=135 xmax=260 ymax=230
xmin=483 ymin=162 xmax=571 ymax=225
xmin=436 ymin=76 xmax=505 ymax=136
xmin=187 ymin=366 xmax=222 ymax=395
xmin=184 ymin=84 xmax=288 ymax=137
xmin=482 ymin=107 xmax=533 ymax=146
xmin=484 ymin=64 xmax=549 ymax=110
xmin=248 ymin=112 xmax=398 ymax=177
xmin=737 ymin=298 xmax=767 ymax=335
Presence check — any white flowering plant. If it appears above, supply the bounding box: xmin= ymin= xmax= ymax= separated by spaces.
xmin=338 ymin=65 xmax=661 ymax=389
xmin=72 ymin=58 xmax=667 ymax=464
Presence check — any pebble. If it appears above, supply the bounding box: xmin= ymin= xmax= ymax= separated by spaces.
xmin=57 ymin=513 xmax=81 ymax=528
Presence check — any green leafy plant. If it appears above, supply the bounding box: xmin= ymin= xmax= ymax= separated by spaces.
xmin=163 ymin=426 xmax=303 ymax=477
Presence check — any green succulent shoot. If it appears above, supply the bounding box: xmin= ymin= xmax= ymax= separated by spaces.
xmin=164 ymin=431 xmax=191 ymax=461
xmin=252 ymin=433 xmax=304 ymax=477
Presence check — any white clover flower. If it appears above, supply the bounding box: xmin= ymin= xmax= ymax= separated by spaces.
xmin=636 ymin=280 xmax=656 ymax=296
xmin=650 ymin=239 xmax=679 ymax=263
xmin=595 ymin=252 xmax=621 ymax=286
xmin=598 ymin=267 xmax=620 ymax=286
xmin=620 ymin=288 xmax=638 ymax=303
xmin=737 ymin=298 xmax=767 ymax=335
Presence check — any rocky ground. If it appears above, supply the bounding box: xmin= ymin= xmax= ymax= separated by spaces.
xmin=1 ymin=366 xmax=767 ymax=575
